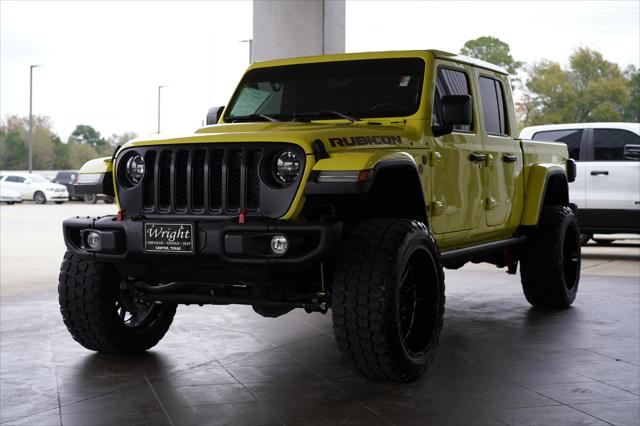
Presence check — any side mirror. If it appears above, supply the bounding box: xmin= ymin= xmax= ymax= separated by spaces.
xmin=623 ymin=144 xmax=640 ymax=160
xmin=206 ymin=106 xmax=225 ymax=125
xmin=24 ymin=179 xmax=31 ymax=185
xmin=442 ymin=95 xmax=472 ymax=126
xmin=432 ymin=95 xmax=472 ymax=137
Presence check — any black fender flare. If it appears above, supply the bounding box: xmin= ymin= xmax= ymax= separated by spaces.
xmin=304 ymin=159 xmax=429 ymax=224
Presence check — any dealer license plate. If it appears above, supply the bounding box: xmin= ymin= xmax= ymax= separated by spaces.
xmin=144 ymin=223 xmax=194 ymax=254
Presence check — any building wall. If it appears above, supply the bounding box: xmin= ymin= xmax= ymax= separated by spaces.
xmin=252 ymin=0 xmax=345 ymax=62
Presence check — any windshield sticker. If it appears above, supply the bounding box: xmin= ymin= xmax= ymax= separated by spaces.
xmin=229 ymin=87 xmax=271 ymax=116
xmin=328 ymin=135 xmax=402 ymax=147
xmin=399 ymin=76 xmax=411 ymax=87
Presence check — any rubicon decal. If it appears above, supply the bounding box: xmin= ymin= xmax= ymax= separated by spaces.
xmin=328 ymin=135 xmax=403 ymax=147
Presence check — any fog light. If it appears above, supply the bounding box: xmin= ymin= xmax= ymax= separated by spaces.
xmin=86 ymin=231 xmax=101 ymax=250
xmin=270 ymin=234 xmax=288 ymax=256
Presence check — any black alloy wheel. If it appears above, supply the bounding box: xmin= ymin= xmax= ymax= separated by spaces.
xmin=114 ymin=297 xmax=161 ymax=329
xmin=397 ymin=250 xmax=440 ymax=360
xmin=562 ymin=222 xmax=581 ymax=293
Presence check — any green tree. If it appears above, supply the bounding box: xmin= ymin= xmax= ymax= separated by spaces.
xmin=69 ymin=124 xmax=106 ymax=149
xmin=67 ymin=142 xmax=99 ymax=169
xmin=98 ymin=131 xmax=138 ymax=156
xmin=460 ymin=36 xmax=523 ymax=74
xmin=1 ymin=115 xmax=57 ymax=170
xmin=107 ymin=132 xmax=138 ymax=147
xmin=625 ymin=65 xmax=640 ymax=122
xmin=0 ymin=118 xmax=115 ymax=170
xmin=52 ymin=134 xmax=71 ymax=170
xmin=0 ymin=126 xmax=28 ymax=170
xmin=524 ymin=48 xmax=630 ymax=125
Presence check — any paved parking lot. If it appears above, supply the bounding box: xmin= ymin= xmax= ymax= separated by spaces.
xmin=1 ymin=203 xmax=638 ymax=425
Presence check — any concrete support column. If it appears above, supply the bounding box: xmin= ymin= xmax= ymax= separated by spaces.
xmin=252 ymin=0 xmax=345 ymax=62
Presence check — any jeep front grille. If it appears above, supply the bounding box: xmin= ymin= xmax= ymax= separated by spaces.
xmin=140 ymin=146 xmax=263 ymax=214
xmin=116 ymin=143 xmax=305 ymax=219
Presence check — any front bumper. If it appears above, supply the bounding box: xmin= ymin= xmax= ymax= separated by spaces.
xmin=63 ymin=215 xmax=342 ymax=266
xmin=46 ymin=190 xmax=69 ymax=200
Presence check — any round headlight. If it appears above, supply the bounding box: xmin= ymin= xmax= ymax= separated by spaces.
xmin=272 ymin=150 xmax=301 ymax=184
xmin=125 ymin=153 xmax=145 ymax=185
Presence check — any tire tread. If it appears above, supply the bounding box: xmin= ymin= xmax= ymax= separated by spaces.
xmin=58 ymin=251 xmax=175 ymax=353
xmin=332 ymin=219 xmax=445 ymax=381
xmin=520 ymin=206 xmax=580 ymax=309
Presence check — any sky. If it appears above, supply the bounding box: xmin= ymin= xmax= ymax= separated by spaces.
xmin=1 ymin=1 xmax=638 ymax=141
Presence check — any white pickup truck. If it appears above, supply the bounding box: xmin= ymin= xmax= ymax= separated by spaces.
xmin=520 ymin=122 xmax=640 ymax=244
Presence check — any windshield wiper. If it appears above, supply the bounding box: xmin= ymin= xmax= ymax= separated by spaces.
xmin=292 ymin=110 xmax=360 ymax=123
xmin=228 ymin=113 xmax=280 ymax=123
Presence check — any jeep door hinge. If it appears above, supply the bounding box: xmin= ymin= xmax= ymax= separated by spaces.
xmin=429 ymin=151 xmax=442 ymax=167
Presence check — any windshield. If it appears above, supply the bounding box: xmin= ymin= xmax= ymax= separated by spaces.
xmin=225 ymin=58 xmax=425 ymax=122
xmin=28 ymin=175 xmax=51 ymax=183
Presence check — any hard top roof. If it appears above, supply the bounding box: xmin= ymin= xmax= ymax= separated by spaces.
xmin=248 ymin=49 xmax=509 ymax=75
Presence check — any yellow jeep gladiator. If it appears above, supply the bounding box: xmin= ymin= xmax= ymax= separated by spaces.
xmin=59 ymin=50 xmax=580 ymax=381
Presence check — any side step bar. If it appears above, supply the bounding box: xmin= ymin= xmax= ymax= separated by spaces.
xmin=440 ymin=236 xmax=526 ymax=268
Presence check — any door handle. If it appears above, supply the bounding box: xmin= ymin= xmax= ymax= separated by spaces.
xmin=502 ymin=154 xmax=518 ymax=163
xmin=469 ymin=153 xmax=486 ymax=162
xmin=590 ymin=170 xmax=609 ymax=176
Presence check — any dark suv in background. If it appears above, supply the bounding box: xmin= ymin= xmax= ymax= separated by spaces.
xmin=54 ymin=170 xmax=115 ymax=203
xmin=53 ymin=171 xmax=83 ymax=201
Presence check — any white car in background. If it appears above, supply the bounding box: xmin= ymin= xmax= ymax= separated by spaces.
xmin=0 ymin=173 xmax=68 ymax=204
xmin=0 ymin=184 xmax=23 ymax=204
xmin=520 ymin=122 xmax=640 ymax=244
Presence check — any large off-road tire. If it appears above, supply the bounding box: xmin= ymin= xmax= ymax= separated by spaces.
xmin=58 ymin=251 xmax=176 ymax=353
xmin=34 ymin=191 xmax=46 ymax=204
xmin=332 ymin=219 xmax=445 ymax=381
xmin=520 ymin=206 xmax=581 ymax=309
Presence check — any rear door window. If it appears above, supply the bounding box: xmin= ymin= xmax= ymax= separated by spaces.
xmin=478 ymin=76 xmax=508 ymax=136
xmin=56 ymin=172 xmax=75 ymax=182
xmin=532 ymin=129 xmax=583 ymax=160
xmin=5 ymin=176 xmax=25 ymax=183
xmin=432 ymin=68 xmax=472 ymax=132
xmin=593 ymin=129 xmax=640 ymax=161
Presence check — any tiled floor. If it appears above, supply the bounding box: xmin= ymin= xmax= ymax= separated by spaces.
xmin=1 ymin=261 xmax=638 ymax=425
